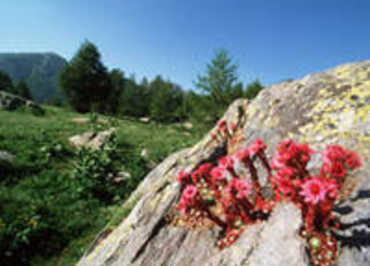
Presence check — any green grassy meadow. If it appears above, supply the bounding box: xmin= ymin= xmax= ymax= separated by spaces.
xmin=0 ymin=106 xmax=207 ymax=265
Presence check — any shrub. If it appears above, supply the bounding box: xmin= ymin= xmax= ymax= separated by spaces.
xmin=70 ymin=133 xmax=147 ymax=204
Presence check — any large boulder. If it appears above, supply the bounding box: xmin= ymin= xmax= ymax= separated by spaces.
xmin=78 ymin=60 xmax=370 ymax=266
xmin=0 ymin=90 xmax=44 ymax=114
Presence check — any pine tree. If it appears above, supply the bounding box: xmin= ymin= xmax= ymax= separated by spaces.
xmin=59 ymin=40 xmax=111 ymax=113
xmin=107 ymin=68 xmax=125 ymax=114
xmin=195 ymin=49 xmax=240 ymax=107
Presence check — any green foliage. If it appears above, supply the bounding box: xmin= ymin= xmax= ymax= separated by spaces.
xmin=0 ymin=70 xmax=14 ymax=93
xmin=0 ymin=105 xmax=203 ymax=265
xmin=59 ymin=41 xmax=112 ymax=113
xmin=88 ymin=112 xmax=99 ymax=124
xmin=193 ymin=49 xmax=250 ymax=122
xmin=195 ymin=49 xmax=240 ymax=107
xmin=46 ymin=95 xmax=64 ymax=107
xmin=14 ymin=79 xmax=33 ymax=100
xmin=0 ymin=170 xmax=102 ymax=266
xmin=244 ymin=80 xmax=264 ymax=100
xmin=118 ymin=76 xmax=151 ymax=117
xmin=70 ymin=135 xmax=121 ymax=203
xmin=106 ymin=69 xmax=125 ymax=114
xmin=149 ymin=76 xmax=184 ymax=122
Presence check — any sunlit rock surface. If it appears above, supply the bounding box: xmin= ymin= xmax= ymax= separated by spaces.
xmin=78 ymin=60 xmax=370 ymax=266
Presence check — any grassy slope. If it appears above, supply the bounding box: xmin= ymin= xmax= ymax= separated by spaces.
xmin=0 ymin=106 xmax=207 ymax=266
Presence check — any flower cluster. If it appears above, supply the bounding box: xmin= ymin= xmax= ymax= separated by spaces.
xmin=173 ymin=138 xmax=362 ymax=266
xmin=176 ymin=139 xmax=274 ymax=248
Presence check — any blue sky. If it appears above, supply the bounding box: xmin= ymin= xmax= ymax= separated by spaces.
xmin=1 ymin=0 xmax=369 ymax=89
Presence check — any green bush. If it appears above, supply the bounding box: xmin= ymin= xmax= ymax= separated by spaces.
xmin=70 ymin=136 xmax=120 ymax=203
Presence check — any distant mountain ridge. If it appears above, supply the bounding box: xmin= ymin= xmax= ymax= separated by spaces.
xmin=0 ymin=52 xmax=67 ymax=102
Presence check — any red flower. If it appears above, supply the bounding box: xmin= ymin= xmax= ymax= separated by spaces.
xmin=199 ymin=163 xmax=213 ymax=172
xmin=273 ymin=175 xmax=295 ymax=196
xmin=255 ymin=196 xmax=273 ymax=212
xmin=272 ymin=166 xmax=297 ymax=196
xmin=322 ymin=145 xmax=347 ymax=164
xmin=271 ymin=155 xmax=285 ymax=169
xmin=210 ymin=166 xmax=226 ymax=183
xmin=217 ymin=119 xmax=227 ymax=134
xmin=217 ymin=119 xmax=226 ymax=128
xmin=297 ymin=143 xmax=314 ymax=164
xmin=276 ymin=166 xmax=295 ymax=179
xmin=225 ymin=178 xmax=252 ymax=200
xmin=235 ymin=148 xmax=250 ymax=162
xmin=345 ymin=151 xmax=362 ymax=170
xmin=174 ymin=139 xmax=361 ymax=252
xmin=178 ymin=198 xmax=188 ymax=214
xmin=322 ymin=178 xmax=339 ymax=199
xmin=329 ymin=161 xmax=347 ymax=178
xmin=300 ymin=177 xmax=328 ymax=204
xmin=219 ymin=156 xmax=234 ymax=170
xmin=177 ymin=171 xmax=190 ymax=185
xmin=248 ymin=139 xmax=266 ymax=156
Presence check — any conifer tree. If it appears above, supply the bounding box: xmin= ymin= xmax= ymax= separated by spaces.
xmin=59 ymin=40 xmax=111 ymax=112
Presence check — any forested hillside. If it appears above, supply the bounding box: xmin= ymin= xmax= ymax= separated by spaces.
xmin=0 ymin=53 xmax=67 ymax=102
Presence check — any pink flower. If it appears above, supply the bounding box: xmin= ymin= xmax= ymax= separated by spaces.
xmin=300 ymin=178 xmax=328 ymax=204
xmin=210 ymin=166 xmax=226 ymax=183
xmin=182 ymin=185 xmax=198 ymax=205
xmin=235 ymin=179 xmax=252 ymax=199
xmin=271 ymin=155 xmax=285 ymax=169
xmin=235 ymin=148 xmax=250 ymax=162
xmin=219 ymin=156 xmax=234 ymax=170
xmin=322 ymin=178 xmax=339 ymax=199
xmin=248 ymin=139 xmax=266 ymax=156
xmin=226 ymin=178 xmax=252 ymax=199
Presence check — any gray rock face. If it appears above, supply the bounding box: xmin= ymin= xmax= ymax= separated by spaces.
xmin=78 ymin=60 xmax=370 ymax=266
xmin=246 ymin=204 xmax=307 ymax=266
xmin=205 ymin=203 xmax=308 ymax=266
xmin=0 ymin=90 xmax=44 ymax=114
xmin=334 ymin=169 xmax=370 ymax=266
